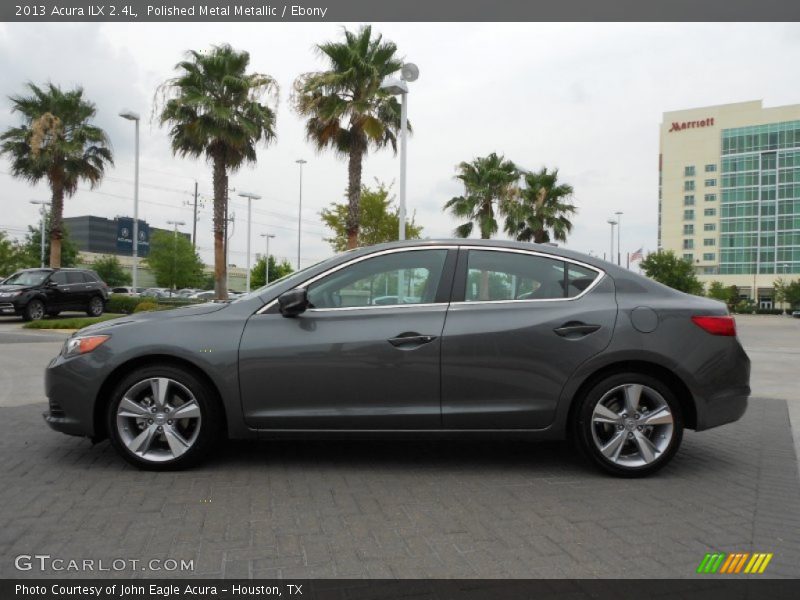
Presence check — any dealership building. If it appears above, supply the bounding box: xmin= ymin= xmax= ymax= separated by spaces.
xmin=659 ymin=100 xmax=800 ymax=306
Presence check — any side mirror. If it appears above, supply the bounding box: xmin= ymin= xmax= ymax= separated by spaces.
xmin=278 ymin=288 xmax=309 ymax=318
xmin=46 ymin=280 xmax=57 ymax=287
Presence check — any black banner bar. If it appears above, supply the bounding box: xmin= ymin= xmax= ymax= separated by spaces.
xmin=3 ymin=0 xmax=800 ymax=23
xmin=5 ymin=579 xmax=800 ymax=600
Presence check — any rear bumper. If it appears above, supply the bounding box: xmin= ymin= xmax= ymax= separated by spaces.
xmin=694 ymin=386 xmax=749 ymax=431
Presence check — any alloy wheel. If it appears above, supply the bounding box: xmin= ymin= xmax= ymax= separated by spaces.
xmin=89 ymin=297 xmax=103 ymax=316
xmin=115 ymin=377 xmax=202 ymax=463
xmin=590 ymin=383 xmax=675 ymax=468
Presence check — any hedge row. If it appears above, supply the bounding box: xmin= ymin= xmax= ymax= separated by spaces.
xmin=106 ymin=295 xmax=205 ymax=315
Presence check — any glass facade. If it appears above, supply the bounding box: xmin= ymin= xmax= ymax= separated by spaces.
xmin=720 ymin=120 xmax=800 ymax=274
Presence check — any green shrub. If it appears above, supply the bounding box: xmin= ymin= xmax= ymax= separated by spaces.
xmin=755 ymin=308 xmax=784 ymax=315
xmin=106 ymin=295 xmax=141 ymax=314
xmin=133 ymin=301 xmax=158 ymax=313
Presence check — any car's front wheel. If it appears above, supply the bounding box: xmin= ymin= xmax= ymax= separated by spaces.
xmin=87 ymin=296 xmax=104 ymax=317
xmin=574 ymin=372 xmax=683 ymax=477
xmin=22 ymin=299 xmax=45 ymax=322
xmin=106 ymin=365 xmax=221 ymax=470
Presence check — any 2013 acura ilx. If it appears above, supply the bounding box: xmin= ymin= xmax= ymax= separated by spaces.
xmin=43 ymin=240 xmax=750 ymax=476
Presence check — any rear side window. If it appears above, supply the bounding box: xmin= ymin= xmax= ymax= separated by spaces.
xmin=66 ymin=272 xmax=84 ymax=284
xmin=50 ymin=272 xmax=68 ymax=285
xmin=85 ymin=271 xmax=101 ymax=282
xmin=461 ymin=250 xmax=599 ymax=302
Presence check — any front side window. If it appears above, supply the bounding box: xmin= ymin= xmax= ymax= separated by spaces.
xmin=3 ymin=270 xmax=50 ymax=286
xmin=306 ymin=249 xmax=448 ymax=309
xmin=461 ymin=250 xmax=599 ymax=302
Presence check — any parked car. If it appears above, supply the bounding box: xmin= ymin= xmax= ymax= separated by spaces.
xmin=111 ymin=287 xmax=143 ymax=297
xmin=0 ymin=268 xmax=109 ymax=321
xmin=189 ymin=290 xmax=216 ymax=301
xmin=792 ymin=310 xmax=800 ymax=319
xmin=43 ymin=240 xmax=750 ymax=476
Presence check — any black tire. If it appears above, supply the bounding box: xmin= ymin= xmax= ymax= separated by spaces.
xmin=86 ymin=296 xmax=104 ymax=317
xmin=573 ymin=372 xmax=683 ymax=477
xmin=106 ymin=365 xmax=222 ymax=470
xmin=22 ymin=299 xmax=45 ymax=322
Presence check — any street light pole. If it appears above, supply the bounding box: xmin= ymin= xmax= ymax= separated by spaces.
xmin=119 ymin=110 xmax=140 ymax=290
xmin=238 ymin=192 xmax=262 ymax=293
xmin=261 ymin=233 xmax=276 ymax=286
xmin=607 ymin=219 xmax=617 ymax=263
xmin=295 ymin=159 xmax=306 ymax=269
xmin=615 ymin=210 xmax=623 ymax=266
xmin=29 ymin=200 xmax=50 ymax=268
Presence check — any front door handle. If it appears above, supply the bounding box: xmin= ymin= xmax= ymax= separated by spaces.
xmin=553 ymin=322 xmax=601 ymax=337
xmin=388 ymin=333 xmax=438 ymax=347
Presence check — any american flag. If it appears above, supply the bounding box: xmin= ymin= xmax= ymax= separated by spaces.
xmin=630 ymin=247 xmax=644 ymax=262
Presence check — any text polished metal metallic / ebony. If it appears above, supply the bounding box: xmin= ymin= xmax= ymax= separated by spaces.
xmin=43 ymin=239 xmax=750 ymax=476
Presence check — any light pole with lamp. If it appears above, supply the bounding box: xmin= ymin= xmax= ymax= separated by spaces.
xmin=260 ymin=233 xmax=276 ymax=286
xmin=238 ymin=192 xmax=261 ymax=293
xmin=29 ymin=200 xmax=50 ymax=267
xmin=607 ymin=219 xmax=617 ymax=263
xmin=614 ymin=210 xmax=623 ymax=266
xmin=380 ymin=63 xmax=419 ymax=241
xmin=295 ymin=159 xmax=306 ymax=270
xmin=119 ymin=110 xmax=140 ymax=290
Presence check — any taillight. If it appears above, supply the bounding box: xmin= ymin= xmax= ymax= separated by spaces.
xmin=691 ymin=315 xmax=736 ymax=336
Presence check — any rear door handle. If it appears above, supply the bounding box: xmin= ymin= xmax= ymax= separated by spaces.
xmin=553 ymin=322 xmax=601 ymax=337
xmin=388 ymin=333 xmax=438 ymax=347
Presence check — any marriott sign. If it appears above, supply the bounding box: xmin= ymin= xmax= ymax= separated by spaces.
xmin=669 ymin=117 xmax=715 ymax=132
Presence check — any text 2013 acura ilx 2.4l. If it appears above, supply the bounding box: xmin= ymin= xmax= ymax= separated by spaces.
xmin=43 ymin=240 xmax=750 ymax=476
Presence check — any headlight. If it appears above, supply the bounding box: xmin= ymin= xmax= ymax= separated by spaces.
xmin=0 ymin=291 xmax=21 ymax=298
xmin=62 ymin=335 xmax=110 ymax=358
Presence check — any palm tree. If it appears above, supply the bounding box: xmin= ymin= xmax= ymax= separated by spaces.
xmin=157 ymin=44 xmax=278 ymax=299
xmin=505 ymin=167 xmax=576 ymax=244
xmin=294 ymin=25 xmax=404 ymax=249
xmin=0 ymin=83 xmax=113 ymax=267
xmin=444 ymin=152 xmax=519 ymax=239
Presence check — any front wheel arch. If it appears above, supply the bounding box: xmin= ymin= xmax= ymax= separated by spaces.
xmin=93 ymin=355 xmax=227 ymax=442
xmin=566 ymin=360 xmax=697 ymax=436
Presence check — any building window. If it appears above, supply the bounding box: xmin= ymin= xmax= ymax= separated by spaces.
xmin=684 ymin=195 xmax=695 ymax=206
xmin=683 ymin=239 xmax=694 ymax=250
xmin=705 ymin=164 xmax=717 ymax=172
xmin=683 ymin=224 xmax=694 ymax=235
xmin=704 ymin=178 xmax=717 ymax=187
xmin=684 ymin=209 xmax=695 ymax=220
xmin=684 ymin=180 xmax=695 ymax=191
xmin=704 ymin=223 xmax=716 ymax=232
xmin=703 ymin=253 xmax=716 ymax=261
xmin=684 ymin=166 xmax=695 ymax=177
xmin=704 ymin=193 xmax=716 ymax=202
xmin=683 ymin=253 xmax=694 ymax=262
xmin=704 ymin=238 xmax=716 ymax=247
xmin=704 ymin=208 xmax=716 ymax=217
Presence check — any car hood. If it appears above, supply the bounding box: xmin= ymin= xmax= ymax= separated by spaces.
xmin=78 ymin=302 xmax=229 ymax=334
xmin=0 ymin=284 xmax=33 ymax=293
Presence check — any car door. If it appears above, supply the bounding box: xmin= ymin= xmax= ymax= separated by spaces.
xmin=239 ymin=247 xmax=457 ymax=430
xmin=46 ymin=271 xmax=70 ymax=310
xmin=441 ymin=247 xmax=617 ymax=429
xmin=64 ymin=271 xmax=89 ymax=309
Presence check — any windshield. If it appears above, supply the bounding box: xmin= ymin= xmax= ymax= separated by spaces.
xmin=230 ymin=255 xmax=339 ymax=303
xmin=3 ymin=270 xmax=51 ymax=286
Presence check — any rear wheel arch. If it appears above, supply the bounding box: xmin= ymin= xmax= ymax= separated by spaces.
xmin=93 ymin=355 xmax=227 ymax=441
xmin=567 ymin=360 xmax=697 ymax=433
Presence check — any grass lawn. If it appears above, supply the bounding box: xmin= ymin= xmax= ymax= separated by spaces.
xmin=22 ymin=314 xmax=125 ymax=330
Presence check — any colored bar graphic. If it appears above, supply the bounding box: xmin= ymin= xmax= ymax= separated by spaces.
xmin=697 ymin=552 xmax=773 ymax=574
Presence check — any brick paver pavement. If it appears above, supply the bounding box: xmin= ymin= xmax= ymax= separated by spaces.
xmin=1 ymin=398 xmax=798 ymax=579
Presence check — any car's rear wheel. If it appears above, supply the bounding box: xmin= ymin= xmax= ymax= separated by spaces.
xmin=106 ymin=365 xmax=221 ymax=470
xmin=22 ymin=299 xmax=45 ymax=322
xmin=87 ymin=296 xmax=104 ymax=317
xmin=574 ymin=372 xmax=683 ymax=477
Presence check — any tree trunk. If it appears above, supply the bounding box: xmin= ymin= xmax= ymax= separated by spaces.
xmin=533 ymin=229 xmax=547 ymax=244
xmin=479 ymin=206 xmax=491 ymax=299
xmin=212 ymin=152 xmax=228 ymax=300
xmin=48 ymin=178 xmax=64 ymax=268
xmin=345 ymin=146 xmax=363 ymax=250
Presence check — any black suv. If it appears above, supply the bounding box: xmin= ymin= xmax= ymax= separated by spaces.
xmin=0 ymin=268 xmax=109 ymax=321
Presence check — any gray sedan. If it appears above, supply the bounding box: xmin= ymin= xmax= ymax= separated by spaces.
xmin=43 ymin=240 xmax=750 ymax=476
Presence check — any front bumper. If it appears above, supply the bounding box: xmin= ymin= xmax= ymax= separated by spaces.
xmin=43 ymin=351 xmax=106 ymax=438
xmin=0 ymin=302 xmax=19 ymax=315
